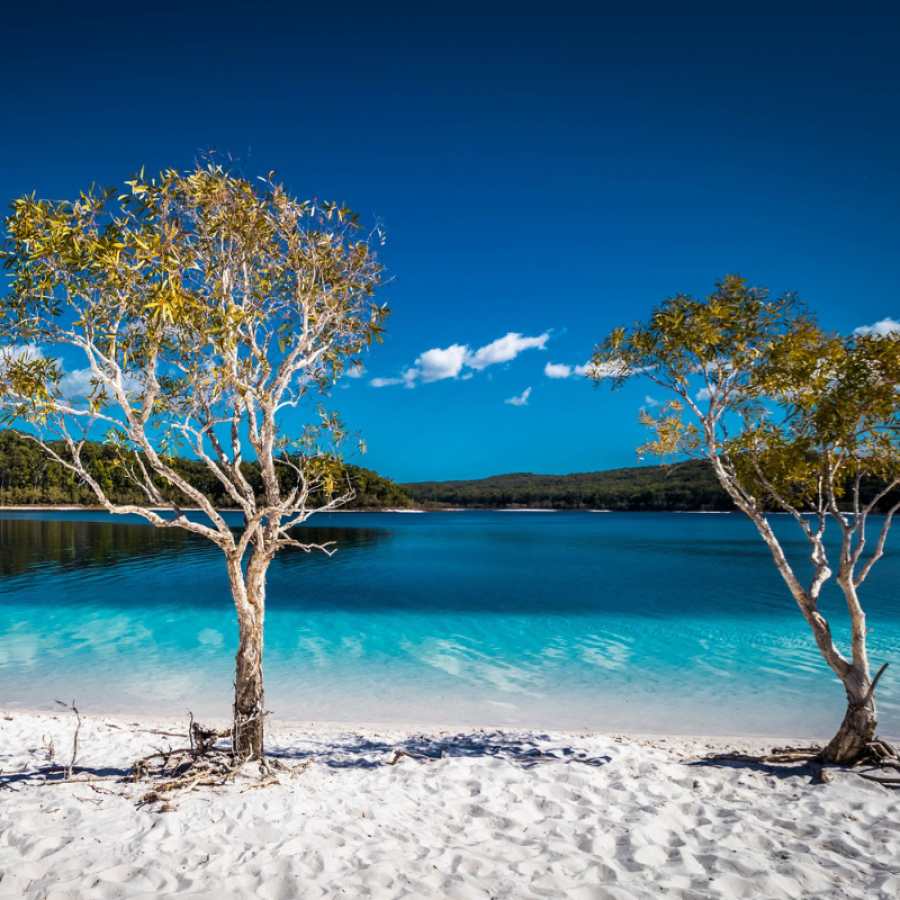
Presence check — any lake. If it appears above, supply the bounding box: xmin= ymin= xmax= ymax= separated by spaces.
xmin=0 ymin=510 xmax=897 ymax=739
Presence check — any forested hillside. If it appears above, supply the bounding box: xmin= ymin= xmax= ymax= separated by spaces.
xmin=0 ymin=430 xmax=411 ymax=509
xmin=404 ymin=460 xmax=900 ymax=512
xmin=404 ymin=460 xmax=733 ymax=510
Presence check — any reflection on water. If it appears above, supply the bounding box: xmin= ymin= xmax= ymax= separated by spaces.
xmin=0 ymin=511 xmax=897 ymax=738
xmin=0 ymin=516 xmax=390 ymax=579
xmin=0 ymin=517 xmax=200 ymax=577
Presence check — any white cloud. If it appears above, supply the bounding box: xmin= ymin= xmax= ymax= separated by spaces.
xmin=466 ymin=332 xmax=549 ymax=371
xmin=370 ymin=370 xmax=418 ymax=389
xmin=0 ymin=343 xmax=43 ymax=364
xmin=415 ymin=343 xmax=469 ymax=382
xmin=544 ymin=360 xmax=600 ymax=379
xmin=644 ymin=395 xmax=659 ymax=407
xmin=58 ymin=367 xmax=142 ymax=400
xmin=370 ymin=331 xmax=549 ymax=388
xmin=544 ymin=362 xmax=572 ymax=379
xmin=855 ymin=318 xmax=900 ymax=336
xmin=695 ymin=386 xmax=714 ymax=402
xmin=0 ymin=348 xmax=146 ymax=403
xmin=59 ymin=368 xmax=95 ymax=398
xmin=346 ymin=366 xmax=364 ymax=379
xmin=505 ymin=386 xmax=532 ymax=406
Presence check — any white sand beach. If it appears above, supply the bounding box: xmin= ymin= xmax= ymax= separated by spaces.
xmin=1 ymin=711 xmax=899 ymax=899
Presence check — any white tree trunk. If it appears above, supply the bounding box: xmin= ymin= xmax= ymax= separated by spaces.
xmin=228 ymin=551 xmax=269 ymax=760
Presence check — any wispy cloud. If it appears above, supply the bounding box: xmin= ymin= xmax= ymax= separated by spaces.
xmin=545 ymin=359 xmax=647 ymax=385
xmin=505 ymin=386 xmax=532 ymax=406
xmin=855 ymin=318 xmax=900 ymax=336
xmin=371 ymin=332 xmax=549 ymax=388
xmin=544 ymin=361 xmax=591 ymax=379
xmin=544 ymin=362 xmax=573 ymax=379
xmin=466 ymin=333 xmax=548 ymax=371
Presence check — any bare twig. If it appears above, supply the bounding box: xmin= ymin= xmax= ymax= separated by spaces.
xmin=55 ymin=700 xmax=82 ymax=780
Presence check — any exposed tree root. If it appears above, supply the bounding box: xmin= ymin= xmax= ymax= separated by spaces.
xmin=857 ymin=772 xmax=900 ymax=786
xmin=132 ymin=718 xmax=253 ymax=802
xmin=704 ymin=747 xmax=822 ymax=766
xmin=862 ymin=740 xmax=899 ymax=764
xmin=29 ymin=711 xmax=310 ymax=808
xmin=701 ymin=738 xmax=900 ymax=787
xmin=128 ymin=715 xmax=316 ymax=806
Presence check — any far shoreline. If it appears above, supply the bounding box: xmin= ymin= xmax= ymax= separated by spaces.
xmin=0 ymin=504 xmax=743 ymax=513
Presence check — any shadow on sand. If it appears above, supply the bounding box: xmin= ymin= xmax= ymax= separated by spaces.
xmin=0 ymin=729 xmax=612 ymax=791
xmin=267 ymin=730 xmax=613 ymax=770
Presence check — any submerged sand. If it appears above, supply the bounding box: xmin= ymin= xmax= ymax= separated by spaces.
xmin=1 ymin=711 xmax=898 ymax=899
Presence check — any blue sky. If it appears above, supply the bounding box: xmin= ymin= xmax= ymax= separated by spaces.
xmin=2 ymin=1 xmax=898 ymax=482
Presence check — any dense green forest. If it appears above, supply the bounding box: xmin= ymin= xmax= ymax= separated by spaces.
xmin=0 ymin=430 xmax=411 ymax=509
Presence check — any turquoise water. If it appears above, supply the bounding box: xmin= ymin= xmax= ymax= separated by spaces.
xmin=0 ymin=510 xmax=897 ymax=738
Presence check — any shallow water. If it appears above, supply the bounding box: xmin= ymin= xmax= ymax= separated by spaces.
xmin=0 ymin=510 xmax=897 ymax=738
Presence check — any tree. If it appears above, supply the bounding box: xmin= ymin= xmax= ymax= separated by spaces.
xmin=0 ymin=161 xmax=388 ymax=759
xmin=591 ymin=275 xmax=900 ymax=764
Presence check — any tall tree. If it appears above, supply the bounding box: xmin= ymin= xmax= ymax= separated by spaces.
xmin=592 ymin=275 xmax=900 ymax=764
xmin=0 ymin=161 xmax=388 ymax=759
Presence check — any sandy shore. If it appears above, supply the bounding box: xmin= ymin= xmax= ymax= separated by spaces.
xmin=1 ymin=711 xmax=898 ymax=899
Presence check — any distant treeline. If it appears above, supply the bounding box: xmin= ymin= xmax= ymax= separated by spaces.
xmin=4 ymin=430 xmax=897 ymax=513
xmin=403 ymin=460 xmax=900 ymax=512
xmin=0 ymin=430 xmax=411 ymax=509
